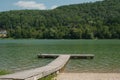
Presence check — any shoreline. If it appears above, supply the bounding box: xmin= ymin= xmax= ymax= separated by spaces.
xmin=56 ymin=73 xmax=120 ymax=80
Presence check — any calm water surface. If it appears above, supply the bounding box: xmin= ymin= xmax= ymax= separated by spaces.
xmin=0 ymin=39 xmax=120 ymax=73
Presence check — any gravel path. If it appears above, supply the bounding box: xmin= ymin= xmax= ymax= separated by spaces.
xmin=56 ymin=73 xmax=120 ymax=80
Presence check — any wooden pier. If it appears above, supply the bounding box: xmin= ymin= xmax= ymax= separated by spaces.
xmin=38 ymin=54 xmax=94 ymax=59
xmin=0 ymin=55 xmax=70 ymax=80
xmin=0 ymin=54 xmax=94 ymax=80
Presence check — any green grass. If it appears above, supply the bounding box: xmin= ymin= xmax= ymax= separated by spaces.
xmin=0 ymin=70 xmax=10 ymax=75
xmin=39 ymin=73 xmax=56 ymax=80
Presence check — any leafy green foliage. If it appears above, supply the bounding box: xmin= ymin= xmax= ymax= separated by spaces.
xmin=0 ymin=0 xmax=120 ymax=39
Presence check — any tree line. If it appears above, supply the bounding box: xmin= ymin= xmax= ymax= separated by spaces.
xmin=0 ymin=0 xmax=120 ymax=39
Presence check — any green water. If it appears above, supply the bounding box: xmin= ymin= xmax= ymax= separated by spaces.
xmin=0 ymin=39 xmax=120 ymax=73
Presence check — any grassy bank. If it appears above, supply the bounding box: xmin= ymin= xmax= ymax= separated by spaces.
xmin=0 ymin=70 xmax=10 ymax=75
xmin=39 ymin=73 xmax=56 ymax=80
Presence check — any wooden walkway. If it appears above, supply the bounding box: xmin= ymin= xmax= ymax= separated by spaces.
xmin=38 ymin=54 xmax=94 ymax=59
xmin=0 ymin=55 xmax=70 ymax=80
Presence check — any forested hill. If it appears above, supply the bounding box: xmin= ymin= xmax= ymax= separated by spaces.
xmin=0 ymin=0 xmax=120 ymax=39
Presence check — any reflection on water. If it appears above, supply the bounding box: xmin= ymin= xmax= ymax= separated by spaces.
xmin=0 ymin=39 xmax=120 ymax=72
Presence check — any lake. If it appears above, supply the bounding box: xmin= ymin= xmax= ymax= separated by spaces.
xmin=0 ymin=39 xmax=120 ymax=73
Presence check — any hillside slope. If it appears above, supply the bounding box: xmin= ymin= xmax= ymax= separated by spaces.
xmin=0 ymin=0 xmax=120 ymax=39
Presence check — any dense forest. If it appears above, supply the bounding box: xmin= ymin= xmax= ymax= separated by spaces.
xmin=0 ymin=0 xmax=120 ymax=39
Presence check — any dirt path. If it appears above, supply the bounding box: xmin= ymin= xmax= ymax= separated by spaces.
xmin=56 ymin=73 xmax=120 ymax=80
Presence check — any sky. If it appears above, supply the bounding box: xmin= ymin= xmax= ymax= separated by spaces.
xmin=0 ymin=0 xmax=101 ymax=12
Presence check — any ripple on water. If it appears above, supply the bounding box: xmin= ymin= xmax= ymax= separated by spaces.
xmin=0 ymin=39 xmax=120 ymax=72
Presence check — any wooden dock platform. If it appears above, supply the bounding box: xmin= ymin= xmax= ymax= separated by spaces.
xmin=38 ymin=54 xmax=94 ymax=59
xmin=0 ymin=55 xmax=70 ymax=80
xmin=0 ymin=54 xmax=94 ymax=80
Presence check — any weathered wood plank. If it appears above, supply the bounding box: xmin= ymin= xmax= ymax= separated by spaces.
xmin=38 ymin=54 xmax=94 ymax=59
xmin=0 ymin=55 xmax=70 ymax=80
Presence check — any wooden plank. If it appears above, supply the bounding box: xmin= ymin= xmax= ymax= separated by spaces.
xmin=0 ymin=55 xmax=70 ymax=80
xmin=38 ymin=54 xmax=94 ymax=59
